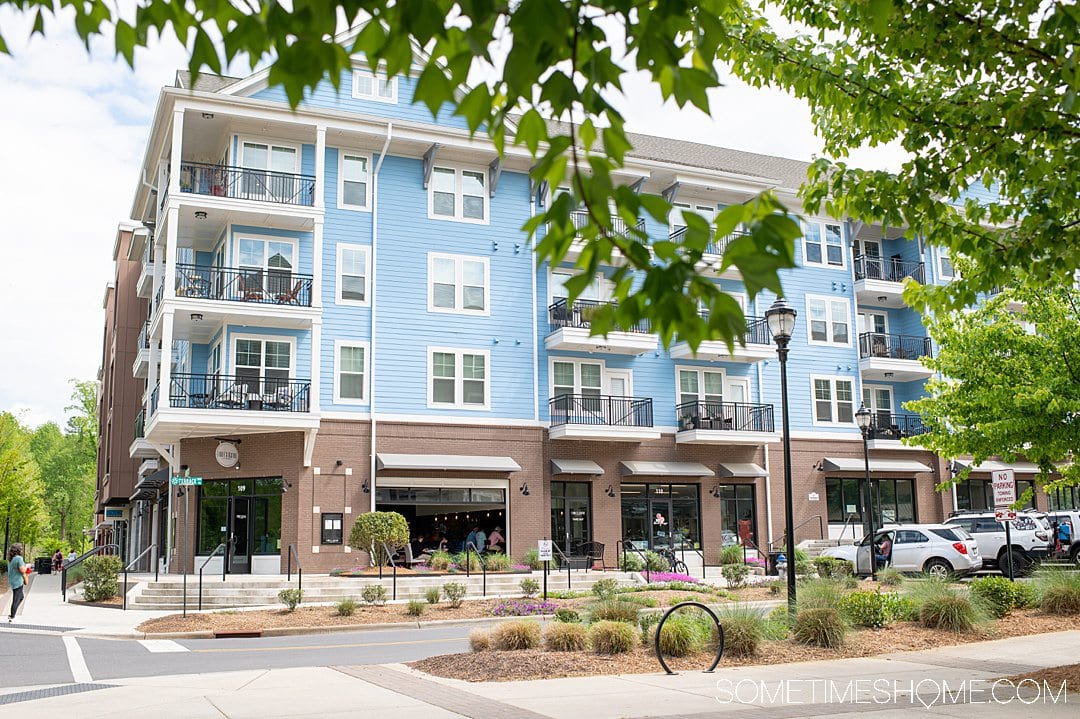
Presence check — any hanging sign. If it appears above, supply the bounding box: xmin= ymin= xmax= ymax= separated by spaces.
xmin=215 ymin=441 xmax=239 ymax=468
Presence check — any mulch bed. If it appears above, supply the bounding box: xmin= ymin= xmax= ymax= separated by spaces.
xmin=409 ymin=610 xmax=1080 ymax=682
xmin=1003 ymin=663 xmax=1080 ymax=693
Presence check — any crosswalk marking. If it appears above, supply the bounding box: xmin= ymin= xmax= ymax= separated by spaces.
xmin=139 ymin=639 xmax=189 ymax=653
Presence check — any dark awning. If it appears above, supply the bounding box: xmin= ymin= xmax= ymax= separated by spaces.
xmin=822 ymin=457 xmax=931 ymax=474
xmin=718 ymin=463 xmax=768 ymax=478
xmin=619 ymin=461 xmax=715 ymax=477
xmin=550 ymin=459 xmax=604 ymax=475
xmin=376 ymin=453 xmax=521 ymax=473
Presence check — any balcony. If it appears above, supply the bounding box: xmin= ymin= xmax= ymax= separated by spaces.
xmin=853 ymin=255 xmax=925 ymax=308
xmin=865 ymin=412 xmax=928 ymax=450
xmin=136 ymin=246 xmax=155 ymax=299
xmin=545 ymin=299 xmax=658 ymax=354
xmin=129 ymin=409 xmax=158 ymax=459
xmin=146 ymin=373 xmax=318 ymax=443
xmin=548 ymin=394 xmax=660 ymax=441
xmin=671 ymin=226 xmax=750 ymax=280
xmin=560 ymin=210 xmax=645 ymax=265
xmin=175 ymin=264 xmax=313 ymax=307
xmin=858 ymin=332 xmax=934 ymax=381
xmin=132 ymin=320 xmax=151 ymax=378
xmin=178 ymin=161 xmax=315 ymax=207
xmin=675 ymin=401 xmax=780 ymax=445
xmin=669 ymin=315 xmax=772 ymax=363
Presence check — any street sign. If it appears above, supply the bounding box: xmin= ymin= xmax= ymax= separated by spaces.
xmin=537 ymin=539 xmax=553 ymax=562
xmin=995 ymin=509 xmax=1018 ymax=522
xmin=170 ymin=476 xmax=203 ymax=486
xmin=991 ymin=469 xmax=1016 ymax=508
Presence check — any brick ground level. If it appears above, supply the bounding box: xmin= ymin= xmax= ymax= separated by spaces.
xmin=159 ymin=421 xmax=1054 ymax=573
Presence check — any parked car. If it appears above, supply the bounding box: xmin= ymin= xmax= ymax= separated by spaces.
xmin=943 ymin=511 xmax=1052 ymax=575
xmin=820 ymin=524 xmax=980 ymax=578
xmin=1046 ymin=511 xmax=1080 ymax=564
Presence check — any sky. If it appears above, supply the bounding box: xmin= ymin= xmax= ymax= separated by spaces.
xmin=0 ymin=10 xmax=905 ymax=428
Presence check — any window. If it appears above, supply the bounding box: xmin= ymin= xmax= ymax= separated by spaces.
xmin=859 ymin=311 xmax=888 ymax=336
xmin=862 ymin=385 xmax=894 ymax=425
xmin=429 ymin=167 xmax=488 ymax=222
xmin=677 ymin=368 xmax=724 ymax=406
xmin=1050 ymin=487 xmax=1080 ymax=510
xmin=336 ymin=244 xmax=370 ymax=305
xmin=428 ymin=254 xmax=489 ymax=314
xmin=552 ymin=360 xmax=602 ymax=397
xmin=338 ymin=152 xmax=370 ymax=209
xmin=895 ymin=530 xmax=928 ymax=544
xmin=803 ymin=221 xmax=845 ymax=268
xmin=237 ymin=236 xmax=297 ymax=298
xmin=352 ymin=69 xmax=396 ymax=102
xmin=239 ymin=141 xmax=299 ymax=202
xmin=668 ymin=202 xmax=716 ymax=235
xmin=321 ymin=513 xmax=343 ymax=544
xmin=429 ymin=349 xmax=489 ymax=409
xmin=812 ymin=376 xmax=855 ymax=424
xmin=334 ymin=341 xmax=368 ymax=404
xmin=549 ymin=270 xmax=606 ymax=303
xmin=956 ymin=479 xmax=1035 ymax=511
xmin=233 ymin=337 xmax=293 ymax=394
xmin=826 ymin=478 xmax=916 ymax=525
xmin=806 ymin=296 xmax=851 ymax=345
xmin=938 ymin=249 xmax=955 ymax=279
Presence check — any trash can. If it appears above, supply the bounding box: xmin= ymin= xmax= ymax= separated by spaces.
xmin=34 ymin=556 xmax=52 ymax=574
xmin=767 ymin=551 xmax=783 ymax=576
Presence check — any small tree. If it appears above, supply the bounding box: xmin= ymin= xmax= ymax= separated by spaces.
xmin=348 ymin=511 xmax=409 ymax=567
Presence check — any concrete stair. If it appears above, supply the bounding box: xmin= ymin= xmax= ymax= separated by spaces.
xmin=798 ymin=539 xmax=854 ymax=559
xmin=127 ymin=571 xmax=639 ymax=610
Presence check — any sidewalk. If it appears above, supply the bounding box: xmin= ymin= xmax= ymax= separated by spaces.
xmin=5 ymin=629 xmax=1078 ymax=718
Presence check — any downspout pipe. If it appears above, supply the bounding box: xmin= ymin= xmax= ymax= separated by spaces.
xmin=370 ymin=123 xmax=394 ymax=513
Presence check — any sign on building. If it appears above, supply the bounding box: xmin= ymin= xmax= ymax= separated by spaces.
xmin=215 ymin=441 xmax=239 ymax=468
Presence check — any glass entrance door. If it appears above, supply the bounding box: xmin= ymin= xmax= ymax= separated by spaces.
xmin=551 ymin=482 xmax=592 ymax=555
xmin=649 ymin=498 xmax=673 ymax=550
xmin=228 ymin=497 xmax=251 ymax=574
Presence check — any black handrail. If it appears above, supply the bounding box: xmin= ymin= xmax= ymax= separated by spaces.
xmin=549 ymin=394 xmax=654 ymax=428
xmin=853 ymin=254 xmax=925 ymax=284
xmin=134 ymin=409 xmax=146 ymax=440
xmin=179 ymin=161 xmax=315 ymax=206
xmin=198 ymin=542 xmax=228 ymax=611
xmin=287 ymin=543 xmax=303 ymax=601
xmin=773 ymin=514 xmax=825 ymax=551
xmin=858 ymin=332 xmax=933 ymax=361
xmin=169 ymin=373 xmax=311 ymax=412
xmin=669 ymin=225 xmax=751 ymax=256
xmin=616 ymin=539 xmax=652 ymax=584
xmin=122 ymin=544 xmax=158 ymax=610
xmin=867 ymin=412 xmax=928 ymax=440
xmin=150 ymin=384 xmax=160 ymax=416
xmin=548 ymin=298 xmax=652 ymax=334
xmin=175 ymin=263 xmax=314 ymax=307
xmin=677 ymin=544 xmax=707 ymax=580
xmin=550 ymin=540 xmax=572 ymax=590
xmin=61 ymin=544 xmax=119 ymax=602
xmin=137 ymin=320 xmax=151 ymax=350
xmin=676 ymin=401 xmax=774 ymax=433
xmin=697 ymin=313 xmax=773 ymax=346
xmin=464 ymin=541 xmax=487 ymax=597
xmin=570 ymin=209 xmax=645 ymax=239
xmin=377 ymin=542 xmax=396 ymax=601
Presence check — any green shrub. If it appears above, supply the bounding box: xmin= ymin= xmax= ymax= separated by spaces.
xmin=721 ymin=563 xmax=750 ymax=589
xmin=490 ymin=620 xmax=541 ymax=650
xmin=522 ymin=549 xmax=543 ymax=570
xmin=406 ymin=599 xmax=425 ymax=617
xmin=519 ymin=578 xmax=540 ymax=598
xmin=876 ymin=566 xmax=904 ymax=587
xmin=555 ymin=608 xmax=581 ymax=623
xmin=794 ymin=548 xmax=810 ymax=562
xmin=622 ymin=594 xmax=659 ymax=608
xmin=914 ymin=581 xmax=981 ymax=632
xmin=717 ymin=605 xmax=766 ymax=657
xmin=547 ymin=589 xmax=589 ymax=599
xmin=657 ymin=615 xmax=708 ymax=657
xmin=638 ymin=610 xmax=662 ymax=643
xmin=839 ymin=590 xmax=891 ymax=628
xmin=793 ymin=608 xmax=846 ymax=648
xmin=970 ymin=576 xmax=1022 ymax=618
xmin=591 ymin=577 xmax=620 ymax=599
xmin=766 ymin=581 xmax=782 ymax=596
xmin=349 ymin=511 xmax=410 ymax=565
xmin=469 ymin=630 xmax=490 ymax=652
xmin=544 ymin=622 xmax=587 ymax=651
xmin=424 ymin=586 xmax=441 ymax=605
xmin=719 ymin=544 xmax=744 ymax=565
xmin=619 ymin=552 xmax=645 ymax=572
xmin=589 ymin=599 xmax=640 ymax=624
xmin=882 ymin=593 xmax=920 ymax=622
xmin=643 ymin=550 xmax=667 ymax=572
xmin=794 ymin=560 xmax=815 ymax=578
xmin=427 ymin=550 xmax=453 ymax=571
xmin=1014 ymin=581 xmax=1038 ymax=609
xmin=797 ymin=578 xmax=848 ymax=611
xmin=82 ymin=554 xmax=123 ymax=602
xmin=454 ymin=551 xmax=482 ymax=572
xmin=1036 ymin=570 xmax=1080 ymax=615
xmin=0 ymin=558 xmax=7 ymax=574
xmin=334 ymin=598 xmax=358 ymax=617
xmin=588 ymin=620 xmax=637 ymax=654
xmin=278 ymin=588 xmax=303 ymax=612
xmin=361 ymin=584 xmax=388 ymax=605
xmin=442 ymin=581 xmax=467 ymax=608
xmin=813 ymin=556 xmax=853 ymax=579
xmin=485 ymin=553 xmax=511 ymax=571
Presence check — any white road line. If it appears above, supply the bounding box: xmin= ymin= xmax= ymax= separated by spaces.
xmin=139 ymin=639 xmax=189 ymax=653
xmin=62 ymin=635 xmax=92 ymax=683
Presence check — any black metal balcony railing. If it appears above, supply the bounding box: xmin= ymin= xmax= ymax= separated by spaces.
xmin=670 ymin=226 xmax=752 ymax=257
xmin=570 ymin=209 xmax=645 ymax=238
xmin=137 ymin=321 xmax=151 ymax=350
xmin=867 ymin=412 xmax=927 ymax=440
xmin=853 ymin=255 xmax=925 ymax=284
xmin=549 ymin=298 xmax=651 ymax=334
xmin=549 ymin=394 xmax=654 ymax=428
xmin=169 ymin=373 xmax=311 ymax=412
xmin=154 ymin=281 xmax=164 ymax=312
xmin=676 ymin=401 xmax=775 ymax=433
xmin=179 ymin=161 xmax=316 ymax=206
xmin=858 ymin=332 xmax=933 ymax=361
xmin=134 ymin=409 xmax=145 ymax=440
xmin=150 ymin=384 xmax=160 ymax=416
xmin=698 ymin=313 xmax=773 ymax=346
xmin=175 ymin=264 xmax=313 ymax=306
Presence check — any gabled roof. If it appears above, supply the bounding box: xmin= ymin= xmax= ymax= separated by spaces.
xmin=174 ymin=70 xmax=243 ymax=93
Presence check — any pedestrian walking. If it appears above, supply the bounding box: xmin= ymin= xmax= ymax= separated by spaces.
xmin=7 ymin=544 xmax=28 ymax=622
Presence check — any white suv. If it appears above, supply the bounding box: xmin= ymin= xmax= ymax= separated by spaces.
xmin=944 ymin=511 xmax=1052 ymax=575
xmin=1046 ymin=511 xmax=1080 ymax=565
xmin=820 ymin=524 xmax=980 ymax=578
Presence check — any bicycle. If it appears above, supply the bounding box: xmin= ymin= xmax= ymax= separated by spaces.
xmin=656 ymin=546 xmax=688 ymax=575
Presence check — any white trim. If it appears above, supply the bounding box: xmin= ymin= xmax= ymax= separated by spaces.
xmin=936 ymin=246 xmax=956 ymax=280
xmin=336 ymin=150 xmax=373 ymax=211
xmin=427 ymin=347 xmax=492 ymax=411
xmin=351 ymin=69 xmax=398 ymax=103
xmin=805 ymin=294 xmax=853 ymax=347
xmin=549 ymin=357 xmax=606 ymax=398
xmin=858 ymin=309 xmax=889 ymax=336
xmin=427 ymin=252 xmax=490 ymax=316
xmin=801 ymin=219 xmax=847 ymax=270
xmin=374 ymin=413 xmax=544 ymax=427
xmin=335 ymin=243 xmax=372 ymax=307
xmin=228 ymin=333 xmax=298 ymax=377
xmin=233 ymin=231 xmax=300 ymax=276
xmin=674 ymin=365 xmax=727 ymax=405
xmin=861 ymin=383 xmax=895 ymax=413
xmin=787 ymin=430 xmax=863 ymax=441
xmin=333 ymin=339 xmax=370 ymax=405
xmin=377 ymin=476 xmax=510 ymax=490
xmin=604 ymin=368 xmax=633 ymax=397
xmin=809 ymin=374 xmax=857 ymax=427
xmin=547 ymin=267 xmax=609 ymax=305
xmin=236 ymin=135 xmax=301 ymax=174
xmin=427 ymin=165 xmax=490 ymax=225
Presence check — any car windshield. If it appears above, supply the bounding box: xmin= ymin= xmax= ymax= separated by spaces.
xmin=930 ymin=528 xmax=963 ymax=541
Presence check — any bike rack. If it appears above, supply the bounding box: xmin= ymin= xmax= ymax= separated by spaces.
xmin=653 ymin=601 xmax=725 ymax=675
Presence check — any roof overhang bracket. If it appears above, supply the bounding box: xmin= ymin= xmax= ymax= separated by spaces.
xmin=422 ymin=143 xmax=440 ymax=189
xmin=661 ymin=181 xmax=680 ymax=204
xmin=488 ymin=158 xmax=502 ymax=197
xmin=629 ymin=176 xmax=647 ymax=195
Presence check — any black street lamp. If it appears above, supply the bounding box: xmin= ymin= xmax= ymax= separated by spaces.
xmin=765 ymin=297 xmax=798 ymax=615
xmin=855 ymin=403 xmax=877 ymax=581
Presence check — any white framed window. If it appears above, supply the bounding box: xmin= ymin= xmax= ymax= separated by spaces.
xmin=811 ymin=375 xmax=856 ymax=425
xmin=338 ymin=151 xmax=371 ymax=210
xmin=802 ymin=221 xmax=845 ymax=268
xmin=428 ymin=253 xmax=489 ymax=315
xmin=352 ymin=69 xmax=396 ymax=103
xmin=806 ymin=295 xmax=851 ymax=346
xmin=668 ymin=202 xmax=717 ymax=235
xmin=333 ymin=340 xmax=369 ymax=404
xmin=857 ymin=311 xmax=888 ymax=336
xmin=336 ymin=244 xmax=370 ymax=306
xmin=235 ymin=234 xmax=299 ymax=299
xmin=429 ymin=166 xmax=488 ymax=223
xmin=549 ymin=269 xmax=608 ymax=304
xmin=937 ymin=248 xmax=955 ymax=279
xmin=428 ymin=348 xmax=490 ymax=410
xmin=230 ymin=335 xmax=296 ymax=396
xmin=551 ymin=360 xmax=604 ymax=398
xmin=676 ymin=368 xmax=725 ymax=407
xmin=862 ymin=385 xmax=894 ymax=424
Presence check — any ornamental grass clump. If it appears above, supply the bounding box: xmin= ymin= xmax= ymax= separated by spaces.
xmin=875 ymin=566 xmax=904 ymax=588
xmin=424 ymin=586 xmax=441 ymax=605
xmin=719 ymin=544 xmax=744 ymax=565
xmin=361 ymin=584 xmax=388 ymax=606
xmin=590 ymin=577 xmax=620 ymax=599
xmin=813 ymin=556 xmax=853 ymax=579
xmin=427 ymin=550 xmax=453 ymax=571
xmin=485 ymin=553 xmax=511 ymax=571
xmin=796 ymin=578 xmax=848 ymax=611
xmin=656 ymin=615 xmax=708 ymax=657
xmin=1035 ymin=569 xmax=1080 ymax=615
xmin=588 ymin=620 xmax=637 ymax=654
xmin=588 ymin=599 xmax=640 ymax=624
xmin=913 ymin=580 xmax=983 ymax=632
xmin=543 ymin=622 xmax=587 ymax=652
xmin=405 ymin=600 xmax=425 ymax=617
xmin=717 ymin=604 xmax=766 ymax=657
xmin=490 ymin=620 xmax=541 ymax=650
xmin=521 ymin=549 xmax=543 ymax=570
xmin=469 ymin=630 xmax=490 ymax=652
xmin=334 ymin=598 xmax=358 ymax=617
xmin=792 ymin=608 xmax=846 ymax=648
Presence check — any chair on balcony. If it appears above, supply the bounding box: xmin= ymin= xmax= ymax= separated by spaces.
xmin=275 ymin=280 xmax=304 ymax=305
xmin=268 ymin=386 xmax=294 ymax=411
xmin=215 ymin=383 xmax=246 ymax=409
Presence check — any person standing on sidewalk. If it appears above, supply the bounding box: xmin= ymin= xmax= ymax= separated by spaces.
xmin=7 ymin=544 xmax=28 ymax=622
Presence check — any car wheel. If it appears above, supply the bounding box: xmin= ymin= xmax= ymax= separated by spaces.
xmin=998 ymin=549 xmax=1032 ymax=577
xmin=1071 ymin=546 xmax=1080 ymax=567
xmin=923 ymin=558 xmax=952 ymax=579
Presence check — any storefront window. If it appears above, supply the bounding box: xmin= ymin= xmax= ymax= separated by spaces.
xmin=620 ymin=483 xmax=701 ymax=551
xmin=196 ymin=478 xmax=283 ymax=558
xmin=956 ymin=479 xmax=1034 ymax=511
xmin=718 ymin=484 xmax=756 ymax=547
xmin=1050 ymin=486 xmax=1080 ymax=510
xmin=825 ymin=478 xmax=916 ymax=526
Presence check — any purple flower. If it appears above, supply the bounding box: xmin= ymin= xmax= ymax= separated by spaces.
xmin=491 ymin=600 xmax=558 ymax=616
xmin=511 ymin=564 xmax=532 ymax=571
xmin=646 ymin=572 xmax=700 ymax=584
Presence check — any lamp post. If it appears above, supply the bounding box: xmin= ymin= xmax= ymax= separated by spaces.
xmin=766 ymin=298 xmax=798 ymax=615
xmin=855 ymin=403 xmax=877 ymax=581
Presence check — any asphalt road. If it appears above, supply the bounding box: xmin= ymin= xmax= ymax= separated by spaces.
xmin=0 ymin=625 xmax=472 ymax=689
